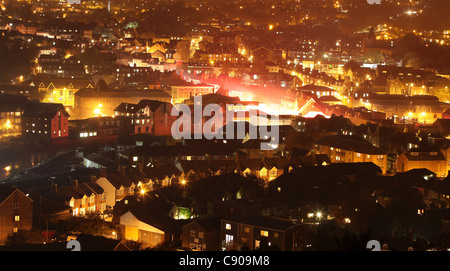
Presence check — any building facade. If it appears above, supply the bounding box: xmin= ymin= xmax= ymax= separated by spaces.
xmin=21 ymin=102 xmax=70 ymax=139
xmin=0 ymin=185 xmax=33 ymax=245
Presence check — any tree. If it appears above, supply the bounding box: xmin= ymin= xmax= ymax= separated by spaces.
xmin=174 ymin=40 xmax=191 ymax=62
xmin=5 ymin=230 xmax=45 ymax=246
xmin=56 ymin=215 xmax=108 ymax=236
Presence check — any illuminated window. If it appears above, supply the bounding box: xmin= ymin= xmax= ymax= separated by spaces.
xmin=260 ymin=230 xmax=269 ymax=237
xmin=225 ymin=223 xmax=231 ymax=230
xmin=14 ymin=215 xmax=20 ymax=222
xmin=225 ymin=234 xmax=233 ymax=244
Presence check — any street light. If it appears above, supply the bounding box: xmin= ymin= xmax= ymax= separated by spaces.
xmin=316 ymin=212 xmax=323 ymax=219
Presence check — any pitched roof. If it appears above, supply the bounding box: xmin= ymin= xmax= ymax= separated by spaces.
xmin=113 ymin=102 xmax=139 ymax=114
xmin=106 ymin=171 xmax=135 ymax=189
xmin=127 ymin=207 xmax=186 ymax=232
xmin=114 ymin=100 xmax=172 ymax=114
xmin=184 ymin=217 xmax=221 ymax=232
xmin=84 ymin=152 xmax=121 ymax=169
xmin=55 ymin=181 xmax=104 ymax=200
xmin=401 ymin=151 xmax=446 ymax=161
xmin=75 ymin=234 xmax=130 ymax=251
xmin=22 ymin=102 xmax=69 ymax=118
xmin=223 ymin=213 xmax=297 ymax=231
xmin=0 ymin=184 xmax=19 ymax=205
xmin=315 ymin=135 xmax=386 ymax=155
xmin=74 ymin=87 xmax=171 ymax=99
xmin=144 ymin=164 xmax=182 ymax=179
xmin=31 ymin=76 xmax=93 ymax=89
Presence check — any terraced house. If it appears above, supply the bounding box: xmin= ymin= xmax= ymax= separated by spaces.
xmin=312 ymin=135 xmax=388 ymax=174
xmin=53 ymin=180 xmax=107 ymax=217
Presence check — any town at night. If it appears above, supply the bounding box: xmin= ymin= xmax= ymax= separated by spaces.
xmin=1 ymin=0 xmax=450 ymax=257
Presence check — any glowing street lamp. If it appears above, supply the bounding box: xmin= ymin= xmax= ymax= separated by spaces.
xmin=316 ymin=212 xmax=323 ymax=219
xmin=94 ymin=104 xmax=103 ymax=116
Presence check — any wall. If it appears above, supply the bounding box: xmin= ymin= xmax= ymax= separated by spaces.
xmin=0 ymin=190 xmax=33 ymax=244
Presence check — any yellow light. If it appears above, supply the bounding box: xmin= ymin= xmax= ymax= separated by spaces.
xmin=4 ymin=165 xmax=11 ymax=171
xmin=94 ymin=108 xmax=101 ymax=115
xmin=181 ymin=180 xmax=186 ymax=185
xmin=269 ymin=25 xmax=274 ymax=30
xmin=140 ymin=189 xmax=145 ymax=194
xmin=98 ymin=104 xmax=102 ymax=108
xmin=408 ymin=112 xmax=413 ymax=117
xmin=5 ymin=119 xmax=11 ymax=129
xmin=421 ymin=112 xmax=426 ymax=116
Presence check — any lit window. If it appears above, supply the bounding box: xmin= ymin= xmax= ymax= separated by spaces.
xmin=261 ymin=230 xmax=269 ymax=237
xmin=133 ymin=156 xmax=138 ymax=162
xmin=225 ymin=223 xmax=231 ymax=230
xmin=225 ymin=234 xmax=233 ymax=244
xmin=14 ymin=215 xmax=20 ymax=222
